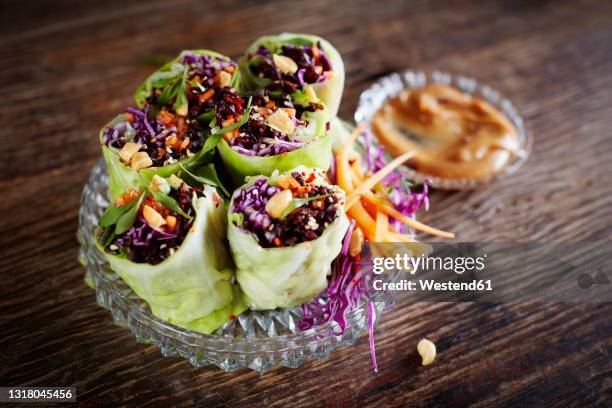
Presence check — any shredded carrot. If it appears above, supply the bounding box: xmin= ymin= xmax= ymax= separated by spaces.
xmin=347 ymin=201 xmax=377 ymax=241
xmin=368 ymin=196 xmax=455 ymax=238
xmin=375 ymin=212 xmax=388 ymax=242
xmin=336 ymin=123 xmax=366 ymax=194
xmin=345 ymin=151 xmax=414 ymax=210
xmin=362 ymin=198 xmax=378 ymax=218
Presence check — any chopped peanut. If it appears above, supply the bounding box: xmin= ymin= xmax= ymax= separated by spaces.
xmin=130 ymin=151 xmax=153 ymax=170
xmin=149 ymin=175 xmax=170 ymax=194
xmin=265 ymin=189 xmax=293 ymax=219
xmin=168 ymin=174 xmax=183 ymax=188
xmin=273 ymin=54 xmax=299 ymax=74
xmin=119 ymin=142 xmax=142 ymax=163
xmin=218 ymin=71 xmax=232 ymax=88
xmin=266 ymin=109 xmax=295 ymax=135
xmin=349 ymin=227 xmax=364 ymax=257
xmin=143 ymin=204 xmax=166 ymax=230
xmin=180 ymin=137 xmax=190 ymax=151
xmin=417 ymin=339 xmax=436 ymax=366
xmin=165 ymin=135 xmax=178 ymax=147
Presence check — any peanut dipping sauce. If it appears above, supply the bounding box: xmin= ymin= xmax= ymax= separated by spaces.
xmin=372 ymin=84 xmax=520 ymax=179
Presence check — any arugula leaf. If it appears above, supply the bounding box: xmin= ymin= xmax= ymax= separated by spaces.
xmin=179 ymin=164 xmax=228 ymax=196
xmin=102 ymin=229 xmax=117 ymax=247
xmin=98 ymin=201 xmax=136 ymax=228
xmin=200 ymin=132 xmax=222 ymax=155
xmin=279 ymin=194 xmax=331 ymax=219
xmin=214 ymin=97 xmax=252 ymax=135
xmin=229 ymin=69 xmax=241 ymax=89
xmin=193 ymin=164 xmax=229 ymax=197
xmin=172 ymin=73 xmax=188 ymax=113
xmin=115 ymin=192 xmax=146 ymax=235
xmin=196 ymin=110 xmax=215 ymax=123
xmin=150 ymin=76 xmax=176 ymax=90
xmin=187 ymin=80 xmax=206 ymax=93
xmin=148 ymin=189 xmax=192 ymax=219
xmin=157 ymin=78 xmax=180 ymax=106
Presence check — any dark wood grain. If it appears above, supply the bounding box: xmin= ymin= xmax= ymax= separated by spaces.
xmin=0 ymin=0 xmax=611 ymax=407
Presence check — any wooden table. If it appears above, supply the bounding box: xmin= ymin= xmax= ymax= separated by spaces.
xmin=1 ymin=0 xmax=611 ymax=406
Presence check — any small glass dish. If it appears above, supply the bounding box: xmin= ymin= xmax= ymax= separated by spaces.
xmin=354 ymin=70 xmax=532 ymax=190
xmin=77 ymin=159 xmax=393 ymax=373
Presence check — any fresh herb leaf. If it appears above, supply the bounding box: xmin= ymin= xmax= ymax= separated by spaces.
xmin=200 ymin=132 xmax=222 ymax=155
xmin=229 ymin=69 xmax=241 ymax=89
xmin=279 ymin=194 xmax=331 ymax=219
xmin=115 ymin=192 xmax=146 ymax=235
xmin=215 ymin=97 xmax=252 ymax=135
xmin=196 ymin=110 xmax=216 ymax=123
xmin=187 ymin=80 xmax=206 ymax=93
xmin=179 ymin=163 xmax=228 ymax=195
xmin=102 ymin=229 xmax=116 ymax=247
xmin=193 ymin=164 xmax=229 ymax=197
xmin=98 ymin=201 xmax=136 ymax=228
xmin=157 ymin=78 xmax=181 ymax=106
xmin=148 ymin=189 xmax=192 ymax=219
xmin=172 ymin=76 xmax=188 ymax=113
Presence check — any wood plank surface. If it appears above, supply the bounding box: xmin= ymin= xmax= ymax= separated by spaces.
xmin=0 ymin=0 xmax=610 ymax=406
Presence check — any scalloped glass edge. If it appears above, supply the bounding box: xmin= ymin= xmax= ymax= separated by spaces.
xmin=354 ymin=70 xmax=532 ymax=190
xmin=77 ymin=158 xmax=396 ymax=373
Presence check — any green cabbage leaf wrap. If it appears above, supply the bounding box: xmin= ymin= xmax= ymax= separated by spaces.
xmin=227 ymin=169 xmax=350 ymax=310
xmin=241 ymin=33 xmax=345 ymax=116
xmin=99 ymin=185 xmax=247 ymax=333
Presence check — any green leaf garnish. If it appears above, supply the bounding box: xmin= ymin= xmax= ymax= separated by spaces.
xmin=214 ymin=97 xmax=252 ymax=136
xmin=192 ymin=164 xmax=230 ymax=197
xmin=115 ymin=192 xmax=146 ymax=235
xmin=98 ymin=201 xmax=136 ymax=228
xmin=148 ymin=189 xmax=192 ymax=219
xmin=279 ymin=194 xmax=331 ymax=219
xmin=200 ymin=132 xmax=222 ymax=154
xmin=157 ymin=78 xmax=180 ymax=106
xmin=187 ymin=80 xmax=206 ymax=93
xmin=179 ymin=164 xmax=228 ymax=196
xmin=196 ymin=110 xmax=215 ymax=123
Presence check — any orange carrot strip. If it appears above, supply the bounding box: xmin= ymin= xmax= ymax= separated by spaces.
xmin=375 ymin=212 xmax=389 ymax=242
xmin=368 ymin=196 xmax=455 ymax=239
xmin=345 ymin=151 xmax=414 ymax=210
xmin=336 ymin=123 xmax=366 ymax=194
xmin=347 ymin=201 xmax=377 ymax=242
